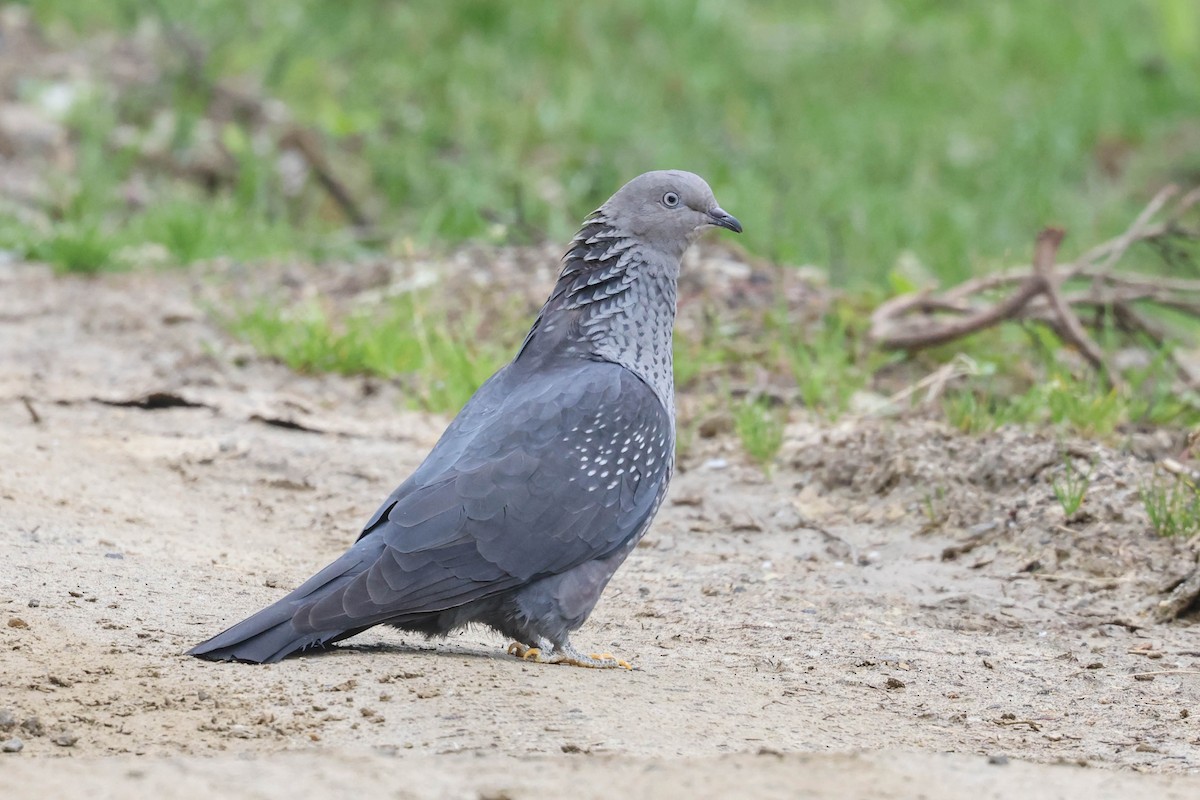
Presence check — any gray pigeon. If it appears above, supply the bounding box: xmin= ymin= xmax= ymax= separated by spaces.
xmin=189 ymin=170 xmax=741 ymax=667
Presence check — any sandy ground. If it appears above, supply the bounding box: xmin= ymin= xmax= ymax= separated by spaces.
xmin=4 ymin=261 xmax=1200 ymax=798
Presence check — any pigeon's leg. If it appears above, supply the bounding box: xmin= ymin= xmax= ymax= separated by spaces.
xmin=507 ymin=637 xmax=631 ymax=670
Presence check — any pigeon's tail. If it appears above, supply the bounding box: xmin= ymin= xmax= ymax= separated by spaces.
xmin=187 ymin=608 xmax=327 ymax=664
xmin=188 ymin=541 xmax=382 ymax=664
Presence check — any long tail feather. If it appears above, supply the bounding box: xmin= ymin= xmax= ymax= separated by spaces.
xmin=188 ymin=541 xmax=382 ymax=663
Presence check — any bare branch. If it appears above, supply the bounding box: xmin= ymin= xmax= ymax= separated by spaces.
xmin=869 ymin=187 xmax=1200 ymax=390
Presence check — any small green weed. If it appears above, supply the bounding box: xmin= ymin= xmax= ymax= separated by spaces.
xmin=785 ymin=311 xmax=868 ymax=415
xmin=1051 ymin=455 xmax=1093 ymax=517
xmin=673 ymin=322 xmax=738 ymax=392
xmin=919 ymin=486 xmax=949 ymax=532
xmin=27 ymin=221 xmax=118 ymax=274
xmin=1140 ymin=471 xmax=1200 ymax=537
xmin=766 ymin=298 xmax=884 ymax=418
xmin=733 ymin=397 xmax=785 ymax=469
xmin=942 ymin=390 xmax=990 ymax=435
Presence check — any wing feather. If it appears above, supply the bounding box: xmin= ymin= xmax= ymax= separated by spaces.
xmin=294 ymin=359 xmax=672 ymax=633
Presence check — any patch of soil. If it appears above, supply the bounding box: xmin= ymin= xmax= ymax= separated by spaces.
xmin=3 ymin=261 xmax=1200 ymax=797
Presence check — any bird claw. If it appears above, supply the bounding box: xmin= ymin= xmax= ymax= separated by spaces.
xmin=588 ymin=653 xmax=633 ymax=670
xmin=507 ymin=642 xmax=542 ymax=661
xmin=507 ymin=641 xmax=631 ymax=670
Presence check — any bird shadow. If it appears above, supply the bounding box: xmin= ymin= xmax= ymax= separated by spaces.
xmin=290 ymin=638 xmax=516 ymax=665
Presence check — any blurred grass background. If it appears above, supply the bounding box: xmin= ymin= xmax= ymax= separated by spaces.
xmin=16 ymin=0 xmax=1200 ymax=281
xmin=6 ymin=0 xmax=1200 ymax=468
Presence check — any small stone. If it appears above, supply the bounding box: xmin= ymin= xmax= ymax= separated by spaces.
xmin=0 ymin=709 xmax=15 ymax=730
xmin=104 ymin=552 xmax=124 ymax=560
xmin=7 ymin=618 xmax=28 ymax=629
xmin=885 ymin=677 xmax=906 ymax=690
xmin=52 ymin=731 xmax=78 ymax=747
xmin=27 ymin=599 xmax=39 ymax=608
xmin=20 ymin=717 xmax=44 ymax=737
xmin=2 ymin=737 xmax=23 ymax=753
xmin=988 ymin=755 xmax=1009 ymax=766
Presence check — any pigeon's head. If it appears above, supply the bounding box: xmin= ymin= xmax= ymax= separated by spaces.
xmin=599 ymin=170 xmax=741 ymax=257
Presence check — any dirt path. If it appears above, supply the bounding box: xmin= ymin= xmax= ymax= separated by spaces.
xmin=3 ymin=262 xmax=1200 ymax=797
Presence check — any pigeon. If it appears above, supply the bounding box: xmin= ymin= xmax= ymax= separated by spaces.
xmin=189 ymin=170 xmax=742 ymax=667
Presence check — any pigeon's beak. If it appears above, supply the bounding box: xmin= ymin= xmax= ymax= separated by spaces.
xmin=707 ymin=207 xmax=742 ymax=234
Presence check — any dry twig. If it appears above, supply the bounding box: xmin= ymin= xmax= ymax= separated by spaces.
xmin=869 ymin=187 xmax=1200 ymax=386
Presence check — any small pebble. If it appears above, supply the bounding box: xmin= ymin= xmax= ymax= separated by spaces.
xmin=52 ymin=731 xmax=78 ymax=747
xmin=0 ymin=709 xmax=15 ymax=730
xmin=988 ymin=755 xmax=1009 ymax=766
xmin=104 ymin=552 xmax=124 ymax=560
xmin=1 ymin=737 xmax=23 ymax=753
xmin=27 ymin=599 xmax=39 ymax=608
xmin=20 ymin=717 xmax=44 ymax=737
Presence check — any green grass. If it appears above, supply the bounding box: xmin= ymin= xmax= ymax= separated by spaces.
xmin=226 ymin=295 xmax=519 ymax=412
xmin=1141 ymin=471 xmax=1200 ymax=537
xmin=18 ymin=1 xmax=1200 ymax=281
xmin=733 ymin=397 xmax=786 ymax=469
xmin=1051 ymin=455 xmax=1094 ymax=518
xmin=936 ymin=319 xmax=1200 ymax=436
xmin=775 ymin=300 xmax=886 ymax=415
xmin=14 ymin=2 xmax=1200 ymax=462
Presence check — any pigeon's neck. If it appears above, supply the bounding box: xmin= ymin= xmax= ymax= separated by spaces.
xmin=516 ymin=213 xmax=679 ymax=413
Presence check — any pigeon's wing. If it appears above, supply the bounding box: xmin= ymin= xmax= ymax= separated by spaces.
xmin=292 ymin=360 xmax=672 ymax=634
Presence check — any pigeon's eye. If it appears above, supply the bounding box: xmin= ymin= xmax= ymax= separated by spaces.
xmin=662 ymin=191 xmax=680 ymax=208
